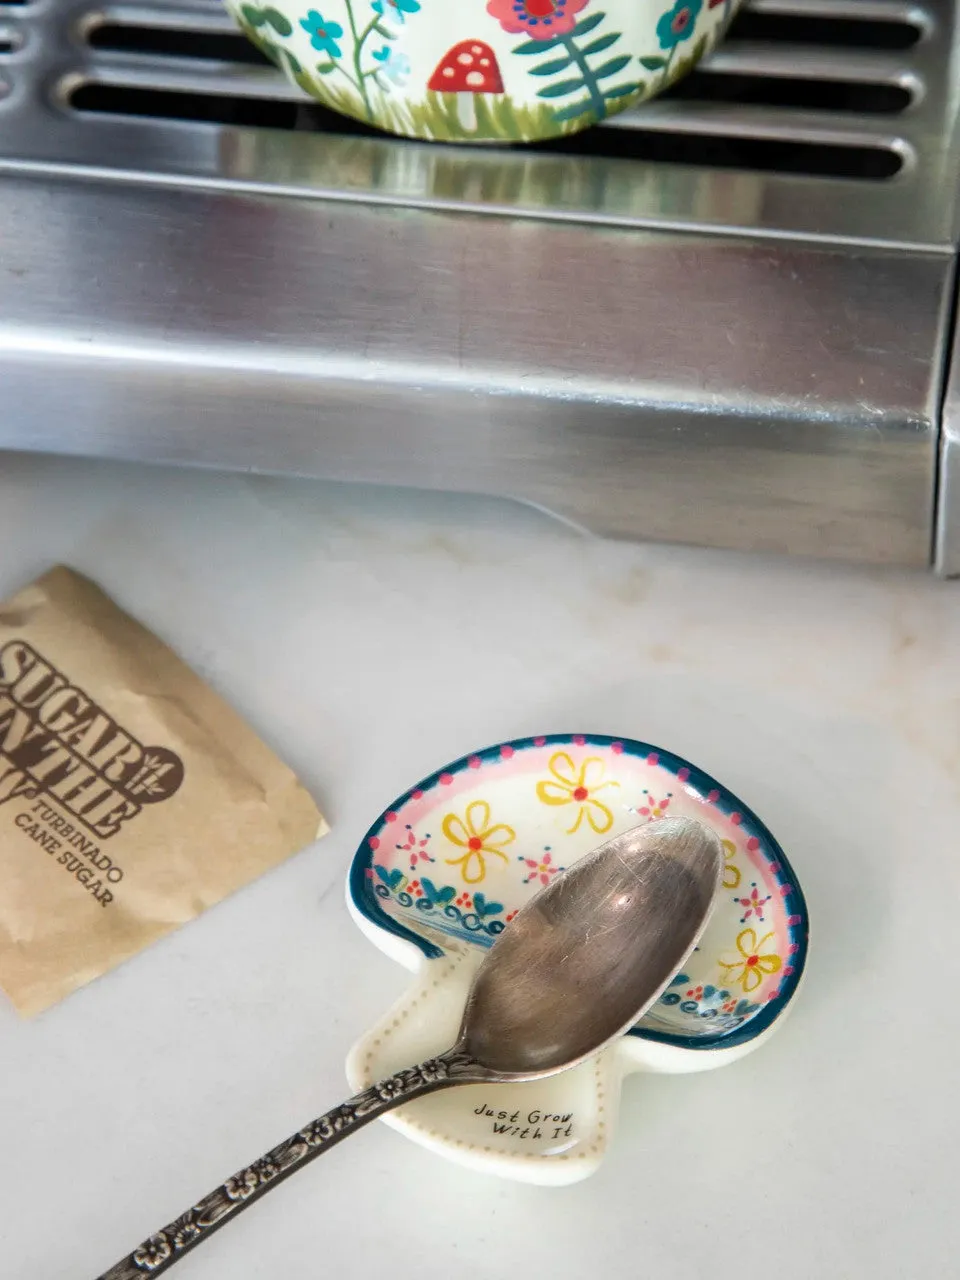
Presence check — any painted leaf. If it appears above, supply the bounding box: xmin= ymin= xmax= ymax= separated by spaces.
xmin=640 ymin=55 xmax=667 ymax=70
xmin=529 ymin=55 xmax=574 ymax=76
xmin=593 ymin=54 xmax=631 ymax=80
xmin=263 ymin=6 xmax=292 ymax=35
xmin=281 ymin=50 xmax=302 ymax=74
xmin=316 ymin=61 xmax=337 ymax=74
xmin=572 ymin=12 xmax=605 ymax=37
xmin=551 ymin=97 xmax=595 ymax=121
xmin=241 ymin=4 xmax=267 ymax=26
xmin=537 ymin=77 xmax=588 ymax=99
xmin=514 ymin=36 xmax=563 ymax=54
xmin=436 ymin=886 xmax=456 ymax=904
xmin=603 ymin=81 xmax=640 ymax=100
xmin=483 ymin=901 xmax=504 ymax=917
xmin=581 ymin=33 xmax=620 ymax=57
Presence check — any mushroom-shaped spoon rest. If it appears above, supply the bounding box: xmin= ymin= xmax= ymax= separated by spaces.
xmin=348 ymin=734 xmax=808 ymax=1184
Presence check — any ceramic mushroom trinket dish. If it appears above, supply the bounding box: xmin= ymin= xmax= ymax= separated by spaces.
xmin=226 ymin=0 xmax=744 ymax=143
xmin=347 ymin=734 xmax=808 ymax=1184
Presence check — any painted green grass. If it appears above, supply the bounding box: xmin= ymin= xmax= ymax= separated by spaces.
xmin=281 ymin=79 xmax=591 ymax=142
xmin=400 ymin=91 xmax=584 ymax=143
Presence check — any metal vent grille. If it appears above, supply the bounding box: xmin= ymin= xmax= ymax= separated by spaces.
xmin=0 ymin=0 xmax=955 ymax=246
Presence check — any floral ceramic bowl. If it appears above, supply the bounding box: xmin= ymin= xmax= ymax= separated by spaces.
xmin=346 ymin=734 xmax=808 ymax=1184
xmin=227 ymin=0 xmax=742 ymax=143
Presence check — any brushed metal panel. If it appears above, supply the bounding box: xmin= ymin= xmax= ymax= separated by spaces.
xmin=0 ymin=175 xmax=946 ymax=565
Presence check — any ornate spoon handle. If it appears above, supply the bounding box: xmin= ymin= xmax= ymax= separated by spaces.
xmin=97 ymin=1047 xmax=481 ymax=1279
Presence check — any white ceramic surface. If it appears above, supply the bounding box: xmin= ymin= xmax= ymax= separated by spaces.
xmin=224 ymin=0 xmax=741 ymax=142
xmin=2 ymin=455 xmax=960 ymax=1277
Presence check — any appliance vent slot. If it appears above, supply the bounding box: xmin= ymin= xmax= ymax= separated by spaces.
xmin=726 ymin=8 xmax=922 ymax=49
xmin=546 ymin=122 xmax=903 ymax=179
xmin=70 ymin=79 xmax=308 ymax=131
xmin=87 ymin=21 xmax=267 ymax=65
xmin=666 ymin=69 xmax=911 ymax=115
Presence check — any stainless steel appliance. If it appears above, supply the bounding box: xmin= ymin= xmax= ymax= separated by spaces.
xmin=2 ymin=0 xmax=959 ymax=571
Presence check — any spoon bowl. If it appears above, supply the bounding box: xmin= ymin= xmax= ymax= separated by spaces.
xmin=463 ymin=817 xmax=721 ymax=1076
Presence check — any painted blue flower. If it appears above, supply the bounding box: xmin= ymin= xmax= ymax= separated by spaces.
xmin=372 ymin=45 xmax=412 ymax=90
xmin=299 ymin=10 xmax=344 ymax=56
xmin=372 ymin=0 xmax=420 ymax=26
xmin=656 ymin=0 xmax=702 ymax=50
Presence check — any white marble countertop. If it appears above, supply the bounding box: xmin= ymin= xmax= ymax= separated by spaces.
xmin=1 ymin=452 xmax=957 ymax=1279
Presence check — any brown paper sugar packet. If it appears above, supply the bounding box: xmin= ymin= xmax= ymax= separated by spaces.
xmin=0 ymin=565 xmax=327 ymax=1016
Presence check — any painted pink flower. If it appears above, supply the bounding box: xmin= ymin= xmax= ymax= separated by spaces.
xmin=486 ymin=0 xmax=590 ymax=39
xmin=734 ymin=883 xmax=772 ymax=923
xmin=637 ymin=791 xmax=671 ymax=820
xmin=520 ymin=850 xmax=562 ymax=887
xmin=399 ymin=827 xmax=434 ymax=869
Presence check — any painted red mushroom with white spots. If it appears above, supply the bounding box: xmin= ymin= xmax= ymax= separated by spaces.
xmin=428 ymin=39 xmax=504 ymax=132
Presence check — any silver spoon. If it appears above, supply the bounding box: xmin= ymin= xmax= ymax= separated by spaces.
xmin=98 ymin=815 xmax=722 ymax=1279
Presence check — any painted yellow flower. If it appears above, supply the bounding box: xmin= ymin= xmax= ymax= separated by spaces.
xmin=719 ymin=927 xmax=782 ymax=994
xmin=536 ymin=752 xmax=620 ymax=835
xmin=722 ymin=839 xmax=741 ymax=890
xmin=442 ymin=800 xmax=515 ymax=884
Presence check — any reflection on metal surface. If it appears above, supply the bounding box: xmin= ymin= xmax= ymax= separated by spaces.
xmin=0 ymin=0 xmax=958 ymax=569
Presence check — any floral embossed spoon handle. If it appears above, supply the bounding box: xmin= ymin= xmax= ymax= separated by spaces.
xmin=98 ymin=1048 xmax=484 ymax=1278
xmin=97 ymin=817 xmax=721 ymax=1279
